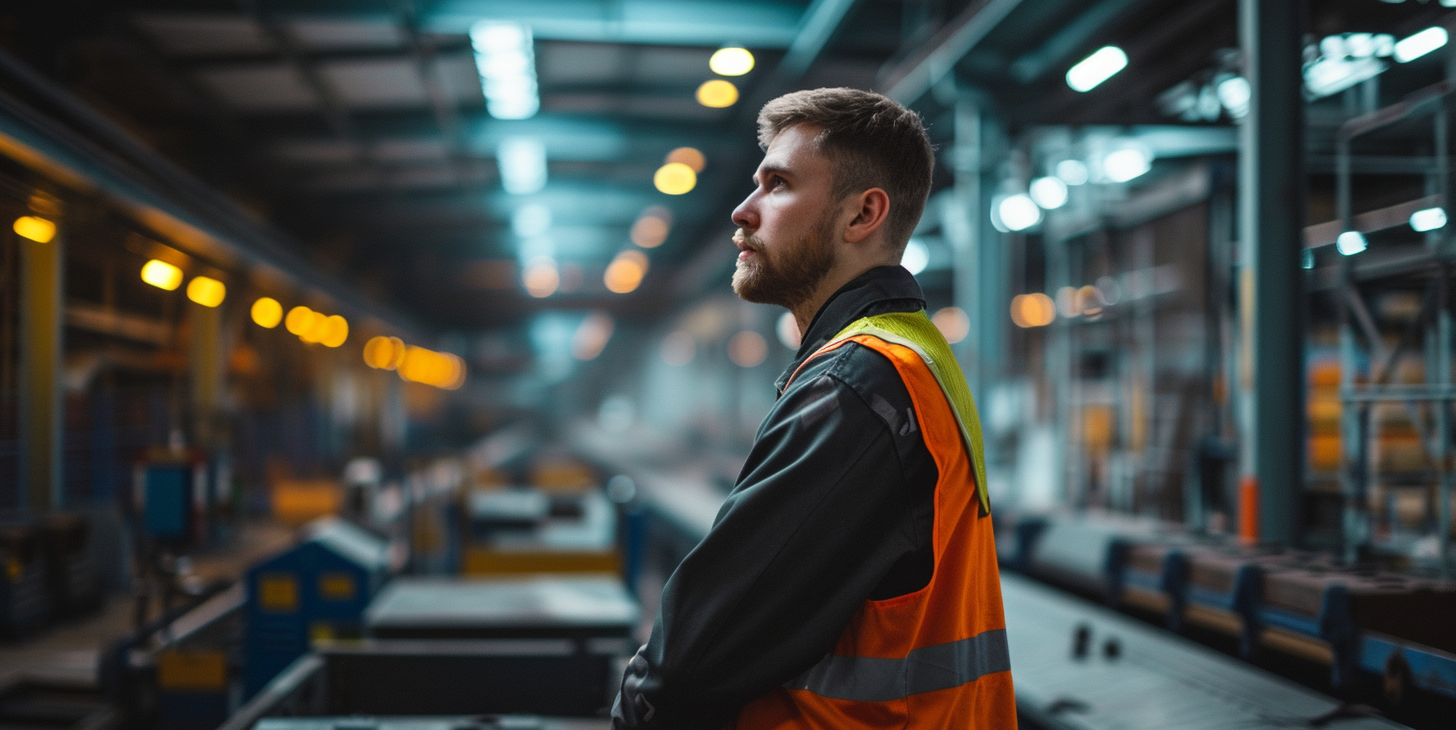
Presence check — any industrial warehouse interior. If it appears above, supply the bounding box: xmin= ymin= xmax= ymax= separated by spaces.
xmin=1 ymin=0 xmax=1456 ymax=728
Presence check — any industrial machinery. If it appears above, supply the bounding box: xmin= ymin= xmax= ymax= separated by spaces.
xmin=242 ymin=517 xmax=391 ymax=699
xmin=1000 ymin=510 xmax=1456 ymax=709
xmin=462 ymin=488 xmax=618 ymax=576
xmin=102 ymin=581 xmax=241 ymax=730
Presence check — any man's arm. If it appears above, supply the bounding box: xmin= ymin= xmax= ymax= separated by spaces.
xmin=613 ymin=355 xmax=932 ymax=729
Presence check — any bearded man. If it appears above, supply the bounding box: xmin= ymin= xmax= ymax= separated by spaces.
xmin=613 ymin=87 xmax=1016 ymax=730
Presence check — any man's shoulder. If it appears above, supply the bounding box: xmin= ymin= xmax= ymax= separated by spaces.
xmin=785 ymin=341 xmax=918 ymax=438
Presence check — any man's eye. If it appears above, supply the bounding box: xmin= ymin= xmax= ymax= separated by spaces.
xmin=770 ymin=176 xmax=786 ymax=189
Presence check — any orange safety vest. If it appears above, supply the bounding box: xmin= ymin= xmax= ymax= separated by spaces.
xmin=732 ymin=311 xmax=1016 ymax=730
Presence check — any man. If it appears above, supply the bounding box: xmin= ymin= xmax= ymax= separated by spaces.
xmin=613 ymin=88 xmax=1015 ymax=729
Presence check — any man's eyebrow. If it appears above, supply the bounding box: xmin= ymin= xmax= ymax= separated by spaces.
xmin=754 ymin=164 xmax=793 ymax=183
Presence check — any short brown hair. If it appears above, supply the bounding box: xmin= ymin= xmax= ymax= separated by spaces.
xmin=757 ymin=88 xmax=934 ymax=250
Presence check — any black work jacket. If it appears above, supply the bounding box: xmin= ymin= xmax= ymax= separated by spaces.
xmin=612 ymin=266 xmax=940 ymax=729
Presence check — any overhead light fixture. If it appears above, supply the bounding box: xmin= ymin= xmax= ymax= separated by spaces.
xmin=1304 ymin=56 xmax=1385 ymax=98
xmin=654 ymin=162 xmax=697 ymax=195
xmin=605 ymin=250 xmax=649 ymax=294
xmin=186 ymin=276 xmax=226 ymax=307
xmin=512 ymin=203 xmax=552 ymax=238
xmin=665 ymin=147 xmax=706 ymax=172
xmin=298 ymin=310 xmax=328 ymax=344
xmin=1066 ymin=46 xmax=1127 ymax=92
xmin=901 ymin=238 xmax=930 ymax=275
xmin=12 ymin=216 xmax=55 ymax=243
xmin=1029 ymin=176 xmax=1069 ymax=209
xmin=1215 ymin=75 xmax=1251 ymax=119
xmin=522 ymin=257 xmax=560 ymax=298
xmin=1010 ymin=293 xmax=1056 ymax=328
xmin=1055 ymin=160 xmax=1089 ymax=186
xmin=1102 ymin=145 xmax=1153 ymax=183
xmin=1336 ymin=230 xmax=1368 ymax=256
xmin=141 ymin=260 xmax=183 ymax=291
xmin=498 ymin=137 xmax=547 ymax=195
xmin=364 ymin=336 xmax=407 ymax=370
xmin=1411 ymin=207 xmax=1448 ymax=232
xmin=709 ymin=47 xmax=754 ymax=76
xmin=319 ymin=315 xmax=349 ymax=348
xmin=728 ymin=330 xmax=768 ymax=368
xmin=992 ymin=193 xmax=1042 ymax=232
xmin=1394 ymin=27 xmax=1448 ymax=63
xmin=696 ymin=79 xmax=739 ymax=108
xmin=470 ymin=21 xmax=539 ymax=120
xmin=251 ymin=297 xmax=283 ymax=328
xmin=631 ymin=208 xmax=672 ymax=248
xmin=931 ymin=307 xmax=970 ymax=344
xmin=285 ymin=305 xmax=314 ymax=335
xmin=398 ymin=346 xmax=466 ymax=390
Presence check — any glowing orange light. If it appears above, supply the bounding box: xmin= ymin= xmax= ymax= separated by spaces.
xmin=604 ymin=250 xmax=648 ymax=294
xmin=252 ymin=297 xmax=283 ymax=328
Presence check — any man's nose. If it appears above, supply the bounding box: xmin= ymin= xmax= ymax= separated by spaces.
xmin=731 ymin=193 xmax=758 ymax=231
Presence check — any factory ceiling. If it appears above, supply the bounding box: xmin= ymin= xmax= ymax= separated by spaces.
xmin=1 ymin=0 xmax=1452 ymax=332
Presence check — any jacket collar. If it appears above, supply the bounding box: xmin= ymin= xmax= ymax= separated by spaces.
xmin=775 ymin=265 xmax=927 ymax=394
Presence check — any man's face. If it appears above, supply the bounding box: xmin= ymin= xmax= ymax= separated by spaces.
xmin=730 ymin=125 xmax=840 ymax=309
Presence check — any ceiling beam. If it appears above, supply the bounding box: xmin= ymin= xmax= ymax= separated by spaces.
xmin=1007 ymin=0 xmax=1147 ymax=84
xmin=779 ymin=0 xmax=860 ymax=77
xmin=393 ymin=0 xmax=471 ymax=185
xmin=878 ymin=0 xmax=1025 ymax=104
xmin=419 ymin=0 xmax=806 ymax=47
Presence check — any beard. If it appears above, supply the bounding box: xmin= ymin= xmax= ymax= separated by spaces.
xmin=731 ymin=211 xmax=837 ymax=310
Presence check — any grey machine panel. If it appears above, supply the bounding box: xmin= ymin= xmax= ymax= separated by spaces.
xmin=365 ymin=575 xmax=639 ymax=641
xmin=1003 ymin=572 xmax=1409 ymax=730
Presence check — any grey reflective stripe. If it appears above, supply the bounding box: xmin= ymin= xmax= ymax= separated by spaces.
xmin=786 ymin=629 xmax=1010 ymax=702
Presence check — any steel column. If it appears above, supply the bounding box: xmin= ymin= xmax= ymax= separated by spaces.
xmin=1237 ymin=0 xmax=1306 ymax=545
xmin=18 ymin=212 xmax=61 ymax=514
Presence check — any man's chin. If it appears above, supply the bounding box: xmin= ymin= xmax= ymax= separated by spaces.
xmin=731 ymin=264 xmax=776 ymax=305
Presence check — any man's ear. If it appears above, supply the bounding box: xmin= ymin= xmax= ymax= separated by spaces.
xmin=842 ymin=188 xmax=890 ymax=244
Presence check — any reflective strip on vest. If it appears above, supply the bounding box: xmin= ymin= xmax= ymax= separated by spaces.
xmin=785 ymin=629 xmax=1011 ymax=702
xmin=820 ymin=311 xmax=991 ymax=516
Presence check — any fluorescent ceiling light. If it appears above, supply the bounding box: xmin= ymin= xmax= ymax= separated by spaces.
xmin=1066 ymin=46 xmax=1127 ymax=92
xmin=995 ymin=194 xmax=1042 ymax=232
xmin=1055 ymin=159 xmax=1089 ymax=186
xmin=1029 ymin=176 xmax=1069 ymax=209
xmin=1216 ymin=76 xmax=1251 ymax=119
xmin=1410 ymin=207 xmax=1448 ymax=232
xmin=1305 ymin=56 xmax=1385 ymax=98
xmin=1103 ymin=147 xmax=1152 ymax=183
xmin=471 ymin=21 xmax=539 ymax=120
xmin=901 ymin=238 xmax=929 ymax=275
xmin=498 ymin=137 xmax=547 ymax=195
xmin=1336 ymin=231 xmax=1368 ymax=256
xmin=1394 ymin=27 xmax=1448 ymax=63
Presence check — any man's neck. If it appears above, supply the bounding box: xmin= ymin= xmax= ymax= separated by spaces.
xmin=792 ymin=261 xmax=892 ymax=339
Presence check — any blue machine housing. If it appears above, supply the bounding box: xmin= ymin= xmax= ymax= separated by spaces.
xmin=243 ymin=518 xmax=390 ymax=697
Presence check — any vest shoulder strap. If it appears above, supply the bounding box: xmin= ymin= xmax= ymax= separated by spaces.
xmin=822 ymin=311 xmax=991 ymax=516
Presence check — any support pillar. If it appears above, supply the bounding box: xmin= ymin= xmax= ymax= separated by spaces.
xmin=189 ymin=300 xmax=223 ymax=449
xmin=948 ymin=99 xmax=1003 ymax=397
xmin=1237 ymin=0 xmax=1306 ymax=545
xmin=18 ymin=215 xmax=61 ymax=514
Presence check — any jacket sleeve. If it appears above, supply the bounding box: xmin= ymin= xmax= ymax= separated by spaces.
xmin=612 ymin=365 xmax=926 ymax=729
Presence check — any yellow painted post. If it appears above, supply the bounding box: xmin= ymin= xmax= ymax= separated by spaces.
xmin=18 ymin=214 xmax=61 ymax=513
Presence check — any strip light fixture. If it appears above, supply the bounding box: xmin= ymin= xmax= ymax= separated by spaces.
xmin=471 ymin=21 xmax=539 ymax=120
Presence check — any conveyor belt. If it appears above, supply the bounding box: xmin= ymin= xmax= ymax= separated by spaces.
xmin=1003 ymin=573 xmax=1408 ymax=730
